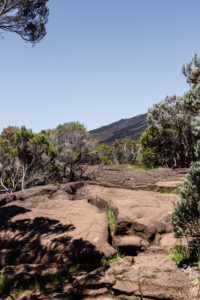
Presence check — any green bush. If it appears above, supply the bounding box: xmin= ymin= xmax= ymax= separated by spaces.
xmin=140 ymin=147 xmax=156 ymax=168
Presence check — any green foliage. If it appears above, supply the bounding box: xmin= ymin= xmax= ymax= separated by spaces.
xmin=171 ymin=160 xmax=200 ymax=238
xmin=0 ymin=125 xmax=56 ymax=192
xmin=0 ymin=271 xmax=69 ymax=296
xmin=96 ymin=143 xmax=112 ymax=165
xmin=140 ymin=122 xmax=184 ymax=168
xmin=48 ymin=122 xmax=94 ymax=182
xmin=69 ymin=264 xmax=81 ymax=272
xmin=171 ymin=114 xmax=200 ymax=242
xmin=182 ymin=53 xmax=200 ymax=86
xmin=169 ymin=243 xmax=190 ymax=265
xmin=140 ymin=126 xmax=159 ymax=144
xmin=195 ymin=249 xmax=200 ymax=285
xmin=139 ymin=56 xmax=200 ymax=168
xmin=124 ymin=164 xmax=161 ymax=171
xmin=140 ymin=147 xmax=156 ymax=168
xmin=106 ymin=207 xmax=116 ymax=234
xmin=154 ymin=187 xmax=179 ymax=194
xmin=170 ymin=188 xmax=180 ymax=195
xmin=111 ymin=138 xmax=139 ymax=165
xmin=0 ymin=278 xmax=12 ymax=295
xmin=89 ymin=138 xmax=139 ymax=166
xmin=101 ymin=247 xmax=125 ymax=265
xmin=56 ymin=122 xmax=87 ymax=133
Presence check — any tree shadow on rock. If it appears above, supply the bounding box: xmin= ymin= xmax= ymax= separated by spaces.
xmin=0 ymin=206 xmax=103 ymax=270
xmin=0 ymin=207 xmax=75 ymax=266
xmin=0 ymin=205 xmax=31 ymax=226
xmin=51 ymin=236 xmax=103 ymax=270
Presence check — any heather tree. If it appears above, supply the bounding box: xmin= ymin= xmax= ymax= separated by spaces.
xmin=140 ymin=54 xmax=200 ymax=168
xmin=0 ymin=136 xmax=21 ymax=192
xmin=111 ymin=138 xmax=139 ymax=165
xmin=89 ymin=142 xmax=112 ymax=165
xmin=49 ymin=122 xmax=94 ymax=181
xmin=0 ymin=126 xmax=55 ymax=192
xmin=171 ymin=54 xmax=200 ymax=244
xmin=0 ymin=0 xmax=49 ymax=44
xmin=171 ymin=116 xmax=200 ymax=242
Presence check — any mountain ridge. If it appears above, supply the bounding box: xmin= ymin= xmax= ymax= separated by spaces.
xmin=89 ymin=113 xmax=148 ymax=144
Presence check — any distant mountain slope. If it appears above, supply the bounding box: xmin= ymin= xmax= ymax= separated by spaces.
xmin=90 ymin=113 xmax=147 ymax=144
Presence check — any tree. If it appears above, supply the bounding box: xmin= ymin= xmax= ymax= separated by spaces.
xmin=139 ymin=121 xmax=189 ymax=168
xmin=91 ymin=142 xmax=112 ymax=165
xmin=0 ymin=126 xmax=55 ymax=192
xmin=171 ymin=116 xmax=200 ymax=244
xmin=49 ymin=122 xmax=94 ymax=181
xmin=171 ymin=55 xmax=200 ymax=250
xmin=140 ymin=54 xmax=200 ymax=168
xmin=0 ymin=0 xmax=49 ymax=44
xmin=14 ymin=126 xmax=56 ymax=189
xmin=0 ymin=136 xmax=20 ymax=192
xmin=111 ymin=138 xmax=139 ymax=165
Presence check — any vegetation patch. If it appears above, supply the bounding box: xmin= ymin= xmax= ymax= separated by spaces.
xmin=169 ymin=244 xmax=190 ymax=265
xmin=0 ymin=278 xmax=12 ymax=295
xmin=69 ymin=264 xmax=81 ymax=272
xmin=106 ymin=207 xmax=117 ymax=234
xmin=0 ymin=272 xmax=69 ymax=296
xmin=154 ymin=187 xmax=180 ymax=195
xmin=123 ymin=164 xmax=161 ymax=171
xmin=101 ymin=247 xmax=125 ymax=265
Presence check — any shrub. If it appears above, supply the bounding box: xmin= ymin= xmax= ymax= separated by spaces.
xmin=111 ymin=138 xmax=139 ymax=165
xmin=171 ymin=116 xmax=200 ymax=249
xmin=49 ymin=122 xmax=94 ymax=181
xmin=0 ymin=126 xmax=55 ymax=192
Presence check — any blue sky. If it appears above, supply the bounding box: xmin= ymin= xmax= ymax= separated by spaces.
xmin=1 ymin=0 xmax=200 ymax=132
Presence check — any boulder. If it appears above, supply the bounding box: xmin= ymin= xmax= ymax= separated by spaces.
xmin=153 ymin=179 xmax=184 ymax=191
xmin=113 ymin=236 xmax=149 ymax=255
xmin=0 ymin=194 xmax=115 ymax=268
xmin=78 ymin=185 xmax=179 ymax=239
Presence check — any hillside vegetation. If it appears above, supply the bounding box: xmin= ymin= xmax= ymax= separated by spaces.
xmin=1 ymin=54 xmax=200 ymax=299
xmin=1 ymin=54 xmax=200 ymax=261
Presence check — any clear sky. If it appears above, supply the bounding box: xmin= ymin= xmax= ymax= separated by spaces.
xmin=1 ymin=0 xmax=200 ymax=132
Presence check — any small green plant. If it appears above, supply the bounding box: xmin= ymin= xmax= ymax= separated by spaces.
xmin=169 ymin=243 xmax=190 ymax=265
xmin=170 ymin=188 xmax=179 ymax=195
xmin=69 ymin=264 xmax=81 ymax=272
xmin=0 ymin=271 xmax=69 ymax=297
xmin=108 ymin=247 xmax=125 ymax=263
xmin=195 ymin=248 xmax=200 ymax=284
xmin=11 ymin=286 xmax=31 ymax=297
xmin=123 ymin=164 xmax=161 ymax=171
xmin=101 ymin=247 xmax=125 ymax=265
xmin=0 ymin=278 xmax=12 ymax=295
xmin=154 ymin=187 xmax=180 ymax=194
xmin=106 ymin=207 xmax=116 ymax=234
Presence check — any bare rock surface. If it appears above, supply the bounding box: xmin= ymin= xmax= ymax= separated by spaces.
xmin=106 ymin=254 xmax=190 ymax=299
xmin=77 ymin=253 xmax=198 ymax=300
xmin=0 ymin=166 xmax=199 ymax=300
xmin=78 ymin=185 xmax=179 ymax=240
xmin=0 ymin=195 xmax=115 ymax=268
xmin=86 ymin=165 xmax=187 ymax=189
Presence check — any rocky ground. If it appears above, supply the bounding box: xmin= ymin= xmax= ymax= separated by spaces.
xmin=0 ymin=166 xmax=199 ymax=299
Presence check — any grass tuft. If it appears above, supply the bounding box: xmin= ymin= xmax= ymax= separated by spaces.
xmin=101 ymin=247 xmax=125 ymax=265
xmin=123 ymin=164 xmax=162 ymax=171
xmin=106 ymin=207 xmax=116 ymax=234
xmin=169 ymin=243 xmax=190 ymax=265
xmin=154 ymin=187 xmax=180 ymax=194
xmin=69 ymin=264 xmax=81 ymax=272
